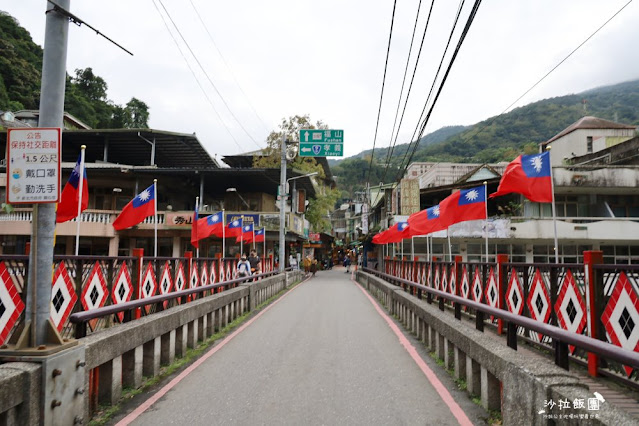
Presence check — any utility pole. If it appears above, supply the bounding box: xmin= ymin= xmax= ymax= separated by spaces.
xmin=278 ymin=135 xmax=286 ymax=272
xmin=25 ymin=0 xmax=71 ymax=347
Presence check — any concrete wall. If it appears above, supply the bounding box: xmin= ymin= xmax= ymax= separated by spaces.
xmin=356 ymin=271 xmax=636 ymax=426
xmin=0 ymin=270 xmax=303 ymax=425
xmin=550 ymin=129 xmax=635 ymax=166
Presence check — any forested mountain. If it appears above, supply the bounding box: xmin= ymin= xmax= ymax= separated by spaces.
xmin=0 ymin=11 xmax=149 ymax=128
xmin=333 ymin=79 xmax=639 ymax=198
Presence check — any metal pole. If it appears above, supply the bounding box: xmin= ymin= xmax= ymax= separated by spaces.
xmin=25 ymin=0 xmax=70 ymax=346
xmin=195 ymin=196 xmax=199 ymax=259
xmin=222 ymin=208 xmax=226 ymax=259
xmin=484 ymin=181 xmax=489 ymax=263
xmin=447 ymin=227 xmax=452 ymax=262
xmin=411 ymin=236 xmax=414 ymax=259
xmin=154 ymin=179 xmax=158 ymax=258
xmin=547 ymin=146 xmax=560 ymax=264
xmin=278 ymin=136 xmax=286 ymax=272
xmin=74 ymin=145 xmax=86 ymax=256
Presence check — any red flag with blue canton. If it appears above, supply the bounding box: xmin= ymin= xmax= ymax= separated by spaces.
xmin=440 ymin=185 xmax=486 ymax=227
xmin=253 ymin=228 xmax=265 ymax=243
xmin=196 ymin=211 xmax=224 ymax=240
xmin=225 ymin=217 xmax=243 ymax=238
xmin=56 ymin=154 xmax=88 ymax=223
xmin=113 ymin=184 xmax=156 ymax=230
xmin=236 ymin=223 xmax=254 ymax=243
xmin=407 ymin=204 xmax=446 ymax=236
xmin=383 ymin=222 xmax=411 ymax=243
xmin=490 ymin=151 xmax=553 ymax=203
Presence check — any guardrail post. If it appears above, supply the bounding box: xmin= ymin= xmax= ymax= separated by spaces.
xmin=496 ymin=254 xmax=509 ymax=335
xmin=584 ymin=250 xmax=603 ymax=377
xmin=133 ymin=248 xmax=144 ymax=319
xmin=454 ymin=256 xmax=462 ymax=320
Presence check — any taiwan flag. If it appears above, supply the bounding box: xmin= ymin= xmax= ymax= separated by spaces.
xmin=56 ymin=154 xmax=88 ymax=223
xmin=383 ymin=222 xmax=411 ymax=244
xmin=407 ymin=204 xmax=446 ymax=236
xmin=225 ymin=218 xmax=243 ymax=238
xmin=440 ymin=185 xmax=486 ymax=227
xmin=196 ymin=211 xmax=224 ymax=241
xmin=253 ymin=228 xmax=265 ymax=243
xmin=236 ymin=223 xmax=253 ymax=243
xmin=490 ymin=151 xmax=553 ymax=203
xmin=113 ymin=184 xmax=156 ymax=231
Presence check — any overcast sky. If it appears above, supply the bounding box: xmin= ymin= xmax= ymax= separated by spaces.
xmin=4 ymin=0 xmax=638 ymax=160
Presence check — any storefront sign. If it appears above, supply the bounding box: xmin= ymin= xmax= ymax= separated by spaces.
xmin=226 ymin=213 xmax=260 ymax=226
xmin=166 ymin=211 xmax=194 ymax=226
xmin=308 ymin=232 xmax=321 ymax=241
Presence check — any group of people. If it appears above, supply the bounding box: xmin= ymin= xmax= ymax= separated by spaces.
xmin=236 ymin=250 xmax=262 ymax=279
xmin=303 ymin=255 xmax=319 ymax=277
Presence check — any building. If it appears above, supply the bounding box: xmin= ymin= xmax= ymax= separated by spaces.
xmin=370 ymin=117 xmax=639 ymax=265
xmin=0 ymin=124 xmax=322 ymax=261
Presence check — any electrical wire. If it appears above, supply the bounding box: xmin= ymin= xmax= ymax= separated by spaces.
xmin=365 ymin=0 xmax=398 ymax=191
xmin=396 ymin=0 xmax=483 ymax=181
xmin=188 ymin=0 xmax=271 ymax=134
xmin=445 ymin=0 xmax=634 ymax=151
xmin=151 ymin=0 xmax=244 ymax=151
xmin=157 ymin=0 xmax=262 ymax=150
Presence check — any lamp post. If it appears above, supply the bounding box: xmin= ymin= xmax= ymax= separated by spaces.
xmin=226 ymin=187 xmax=250 ymax=210
xmin=286 ymin=172 xmax=318 ymax=213
xmin=279 ymin=137 xmax=287 ymax=272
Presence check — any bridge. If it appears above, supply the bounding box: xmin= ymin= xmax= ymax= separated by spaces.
xmin=1 ymin=253 xmax=639 ymax=425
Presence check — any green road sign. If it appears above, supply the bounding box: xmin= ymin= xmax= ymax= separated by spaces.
xmin=299 ymin=129 xmax=344 ymax=144
xmin=299 ymin=143 xmax=343 ymax=157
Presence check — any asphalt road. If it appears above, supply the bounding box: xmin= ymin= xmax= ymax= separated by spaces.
xmin=125 ymin=268 xmax=486 ymax=425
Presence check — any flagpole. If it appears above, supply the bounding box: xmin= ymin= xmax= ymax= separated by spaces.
xmin=547 ymin=146 xmax=560 ymax=263
xmin=252 ymin=226 xmax=255 ymax=250
xmin=240 ymin=215 xmax=244 ymax=257
xmin=484 ymin=181 xmax=489 ymax=263
xmin=222 ymin=208 xmax=226 ymax=260
xmin=426 ymin=235 xmax=430 ymax=262
xmin=74 ymin=145 xmax=86 ymax=256
xmin=154 ymin=179 xmax=158 ymax=258
xmin=195 ymin=196 xmax=199 ymax=259
xmin=411 ymin=236 xmax=414 ymax=260
xmin=447 ymin=227 xmax=452 ymax=262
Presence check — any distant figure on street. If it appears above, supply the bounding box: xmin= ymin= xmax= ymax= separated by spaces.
xmin=289 ymin=254 xmax=298 ymax=270
xmin=248 ymin=249 xmax=261 ymax=275
xmin=237 ymin=254 xmax=251 ymax=279
xmin=310 ymin=258 xmax=318 ymax=277
xmin=344 ymin=255 xmax=351 ymax=273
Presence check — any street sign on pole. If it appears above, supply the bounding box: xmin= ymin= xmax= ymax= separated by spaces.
xmin=6 ymin=127 xmax=61 ymax=204
xmin=299 ymin=129 xmax=343 ymax=143
xmin=298 ymin=129 xmax=344 ymax=157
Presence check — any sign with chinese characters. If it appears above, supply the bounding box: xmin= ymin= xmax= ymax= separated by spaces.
xmin=6 ymin=128 xmax=61 ymax=204
xmin=308 ymin=232 xmax=321 ymax=242
xmin=400 ymin=178 xmax=420 ymax=215
xmin=225 ymin=213 xmax=260 ymax=227
xmin=299 ymin=129 xmax=344 ymax=157
xmin=165 ymin=212 xmax=194 ymax=227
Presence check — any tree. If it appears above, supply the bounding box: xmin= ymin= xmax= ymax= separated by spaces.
xmin=123 ymin=97 xmax=150 ymax=128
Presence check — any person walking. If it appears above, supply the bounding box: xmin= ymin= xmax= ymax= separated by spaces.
xmin=248 ymin=249 xmax=261 ymax=276
xmin=344 ymin=255 xmax=351 ymax=273
xmin=310 ymin=258 xmax=318 ymax=277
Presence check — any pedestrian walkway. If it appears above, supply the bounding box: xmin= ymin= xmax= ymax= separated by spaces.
xmin=114 ymin=268 xmax=488 ymax=425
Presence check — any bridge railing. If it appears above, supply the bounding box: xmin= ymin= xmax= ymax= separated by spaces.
xmin=0 ymin=250 xmax=275 ymax=346
xmin=379 ymin=253 xmax=639 ymax=387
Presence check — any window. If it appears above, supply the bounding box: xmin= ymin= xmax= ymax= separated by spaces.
xmin=587 ymin=136 xmax=593 ymax=153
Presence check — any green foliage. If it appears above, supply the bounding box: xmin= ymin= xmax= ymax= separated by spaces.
xmin=0 ymin=12 xmax=150 ymax=129
xmin=306 ymin=186 xmax=341 ymax=232
xmin=331 ymin=157 xmax=390 ymax=199
xmin=0 ymin=12 xmax=43 ymax=111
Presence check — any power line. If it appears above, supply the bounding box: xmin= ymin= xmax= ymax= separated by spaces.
xmin=392 ymin=0 xmax=466 ymax=182
xmin=365 ymin=0 xmax=398 ymax=191
xmin=379 ymin=0 xmax=438 ymax=185
xmin=156 ymin=0 xmax=262 ymax=150
xmin=397 ymin=0 xmax=483 ymax=181
xmin=188 ymin=0 xmax=271 ymax=134
xmin=450 ymin=0 xmax=634 ymax=151
xmin=151 ymin=0 xmax=244 ymax=151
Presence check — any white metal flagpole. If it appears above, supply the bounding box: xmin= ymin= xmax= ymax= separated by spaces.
xmin=154 ymin=179 xmax=158 ymax=258
xmin=195 ymin=196 xmax=199 ymax=259
xmin=240 ymin=215 xmax=244 ymax=256
xmin=484 ymin=181 xmax=489 ymax=263
xmin=547 ymin=146 xmax=560 ymax=263
xmin=222 ymin=208 xmax=226 ymax=260
xmin=252 ymin=226 xmax=255 ymax=250
xmin=74 ymin=145 xmax=86 ymax=256
xmin=447 ymin=227 xmax=452 ymax=262
xmin=411 ymin=236 xmax=414 ymax=260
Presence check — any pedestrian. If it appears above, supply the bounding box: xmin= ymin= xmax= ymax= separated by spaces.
xmin=344 ymin=255 xmax=351 ymax=273
xmin=303 ymin=255 xmax=312 ymax=275
xmin=248 ymin=249 xmax=261 ymax=276
xmin=310 ymin=258 xmax=318 ymax=277
xmin=237 ymin=254 xmax=251 ymax=279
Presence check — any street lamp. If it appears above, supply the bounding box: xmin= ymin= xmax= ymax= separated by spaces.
xmin=226 ymin=187 xmax=250 ymax=210
xmin=286 ymin=172 xmax=319 ymax=213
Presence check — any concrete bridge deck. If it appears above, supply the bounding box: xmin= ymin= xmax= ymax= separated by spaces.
xmin=111 ymin=268 xmax=487 ymax=425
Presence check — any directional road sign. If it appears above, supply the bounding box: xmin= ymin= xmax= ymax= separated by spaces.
xmin=299 ymin=129 xmax=344 ymax=157
xmin=299 ymin=143 xmax=343 ymax=157
xmin=299 ymin=129 xmax=343 ymax=144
